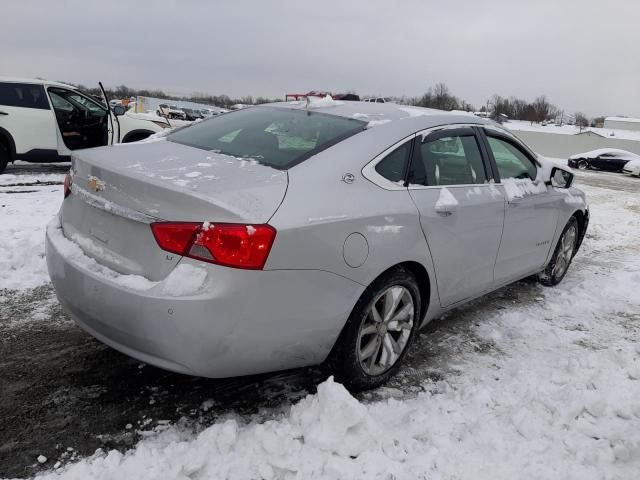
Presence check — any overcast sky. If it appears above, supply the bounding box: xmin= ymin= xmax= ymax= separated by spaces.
xmin=1 ymin=0 xmax=638 ymax=117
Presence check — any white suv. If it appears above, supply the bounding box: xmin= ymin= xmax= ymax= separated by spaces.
xmin=0 ymin=77 xmax=175 ymax=173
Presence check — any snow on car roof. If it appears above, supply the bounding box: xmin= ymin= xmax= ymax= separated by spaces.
xmin=266 ymin=99 xmax=488 ymax=130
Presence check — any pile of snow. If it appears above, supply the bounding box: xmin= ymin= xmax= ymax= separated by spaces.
xmin=306 ymin=95 xmax=344 ymax=109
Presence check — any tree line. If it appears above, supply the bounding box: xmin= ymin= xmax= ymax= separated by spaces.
xmin=74 ymin=83 xmax=279 ymax=108
xmin=402 ymin=83 xmax=594 ymax=126
xmin=72 ymin=81 xmax=598 ymax=127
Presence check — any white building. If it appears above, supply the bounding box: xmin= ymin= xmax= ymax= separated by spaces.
xmin=604 ymin=116 xmax=640 ymax=132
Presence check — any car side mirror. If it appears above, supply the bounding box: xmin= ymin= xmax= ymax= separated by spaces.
xmin=547 ymin=167 xmax=574 ymax=189
xmin=112 ymin=105 xmax=126 ymax=116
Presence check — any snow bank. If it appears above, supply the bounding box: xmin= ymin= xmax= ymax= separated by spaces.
xmin=33 ymin=378 xmax=390 ymax=480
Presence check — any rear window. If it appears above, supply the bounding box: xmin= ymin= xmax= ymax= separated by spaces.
xmin=0 ymin=83 xmax=49 ymax=110
xmin=167 ymin=107 xmax=366 ymax=169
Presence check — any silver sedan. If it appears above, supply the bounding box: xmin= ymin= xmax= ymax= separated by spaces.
xmin=46 ymin=101 xmax=588 ymax=390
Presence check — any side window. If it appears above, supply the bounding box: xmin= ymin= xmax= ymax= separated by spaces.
xmin=48 ymin=91 xmax=74 ymax=112
xmin=48 ymin=89 xmax=107 ymax=118
xmin=375 ymin=140 xmax=412 ymax=184
xmin=487 ymin=136 xmax=537 ymax=180
xmin=0 ymin=83 xmax=49 ymax=110
xmin=411 ymin=133 xmax=487 ymax=186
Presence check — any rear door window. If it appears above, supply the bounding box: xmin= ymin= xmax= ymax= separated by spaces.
xmin=0 ymin=83 xmax=49 ymax=109
xmin=168 ymin=107 xmax=366 ymax=169
xmin=410 ymin=130 xmax=487 ymax=186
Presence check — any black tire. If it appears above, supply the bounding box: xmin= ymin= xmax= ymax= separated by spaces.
xmin=0 ymin=141 xmax=9 ymax=174
xmin=324 ymin=266 xmax=421 ymax=391
xmin=577 ymin=160 xmax=588 ymax=170
xmin=538 ymin=216 xmax=579 ymax=286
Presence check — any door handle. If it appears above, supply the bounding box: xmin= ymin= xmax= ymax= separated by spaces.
xmin=0 ymin=111 xmax=8 ymax=116
xmin=435 ymin=204 xmax=456 ymax=216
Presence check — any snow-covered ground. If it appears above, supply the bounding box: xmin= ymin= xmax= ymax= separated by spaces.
xmin=1 ymin=163 xmax=639 ymax=479
xmin=0 ymin=165 xmax=63 ymax=289
xmin=507 ymin=119 xmax=640 ymax=142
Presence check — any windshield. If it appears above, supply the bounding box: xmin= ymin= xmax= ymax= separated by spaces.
xmin=167 ymin=106 xmax=366 ymax=169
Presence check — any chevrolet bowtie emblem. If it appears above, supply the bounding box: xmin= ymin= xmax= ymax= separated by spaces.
xmin=87 ymin=176 xmax=105 ymax=192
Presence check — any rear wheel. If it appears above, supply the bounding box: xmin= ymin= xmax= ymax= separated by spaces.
xmin=325 ymin=266 xmax=421 ymax=391
xmin=0 ymin=141 xmax=9 ymax=174
xmin=538 ymin=217 xmax=579 ymax=286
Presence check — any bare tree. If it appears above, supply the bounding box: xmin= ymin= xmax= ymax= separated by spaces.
xmin=575 ymin=112 xmax=589 ymax=131
xmin=532 ymin=96 xmax=551 ymax=123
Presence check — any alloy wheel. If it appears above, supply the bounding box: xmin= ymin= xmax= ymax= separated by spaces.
xmin=553 ymin=224 xmax=577 ymax=278
xmin=357 ymin=285 xmax=415 ymax=376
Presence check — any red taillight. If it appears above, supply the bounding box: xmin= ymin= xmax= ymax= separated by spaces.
xmin=150 ymin=222 xmax=276 ymax=270
xmin=64 ymin=172 xmax=72 ymax=198
xmin=150 ymin=222 xmax=201 ymax=256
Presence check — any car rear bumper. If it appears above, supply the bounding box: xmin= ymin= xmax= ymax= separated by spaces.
xmin=46 ymin=219 xmax=363 ymax=378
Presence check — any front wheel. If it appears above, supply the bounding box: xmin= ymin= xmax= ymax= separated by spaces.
xmin=577 ymin=160 xmax=589 ymax=170
xmin=538 ymin=217 xmax=579 ymax=286
xmin=325 ymin=266 xmax=421 ymax=391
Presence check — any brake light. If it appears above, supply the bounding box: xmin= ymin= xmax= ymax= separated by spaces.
xmin=64 ymin=172 xmax=72 ymax=198
xmin=150 ymin=222 xmax=276 ymax=270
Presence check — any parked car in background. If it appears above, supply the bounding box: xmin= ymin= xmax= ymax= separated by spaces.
xmin=622 ymin=158 xmax=640 ymax=177
xmin=568 ymin=148 xmax=640 ymax=172
xmin=182 ymin=108 xmax=203 ymax=121
xmin=0 ymin=77 xmax=172 ymax=173
xmin=363 ymin=97 xmax=392 ymax=103
xmin=157 ymin=104 xmax=187 ymax=120
xmin=332 ymin=93 xmax=361 ymax=101
xmin=46 ymin=102 xmax=588 ymax=390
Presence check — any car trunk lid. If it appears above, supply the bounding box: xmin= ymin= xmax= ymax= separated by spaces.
xmin=60 ymin=140 xmax=287 ymax=280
